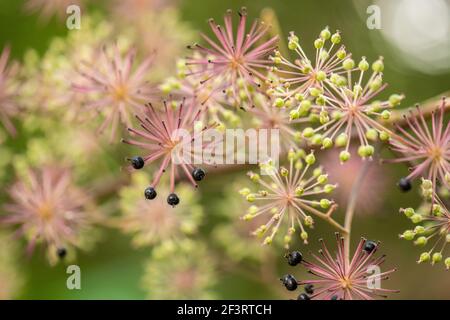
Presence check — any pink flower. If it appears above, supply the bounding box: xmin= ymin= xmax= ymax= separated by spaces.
xmin=1 ymin=166 xmax=96 ymax=259
xmin=186 ymin=7 xmax=278 ymax=108
xmin=122 ymin=98 xmax=218 ymax=205
xmin=73 ymin=46 xmax=157 ymax=142
xmin=0 ymin=46 xmax=20 ymax=136
xmin=283 ymin=233 xmax=398 ymax=300
xmin=388 ymin=97 xmax=450 ymax=190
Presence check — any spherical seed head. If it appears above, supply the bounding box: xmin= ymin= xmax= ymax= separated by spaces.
xmin=398 ymin=177 xmax=412 ymax=192
xmin=167 ymin=193 xmax=180 ymax=206
xmin=192 ymin=168 xmax=206 ymax=182
xmin=144 ymin=187 xmax=157 ymax=200
xmin=286 ymin=251 xmax=303 ymax=266
xmin=131 ymin=156 xmax=145 ymax=169
xmin=281 ymin=274 xmax=298 ymax=291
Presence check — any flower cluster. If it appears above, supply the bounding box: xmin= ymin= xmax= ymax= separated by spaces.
xmin=1 ymin=166 xmax=99 ymax=264
xmin=123 ymin=98 xmax=219 ymax=206
xmin=270 ymin=28 xmax=404 ymax=161
xmin=0 ymin=46 xmax=20 ymax=136
xmin=399 ymin=180 xmax=450 ymax=269
xmin=186 ymin=7 xmax=278 ymax=109
xmin=388 ymin=97 xmax=450 ymax=192
xmin=281 ymin=233 xmax=398 ymax=300
xmin=240 ymin=149 xmax=339 ymax=248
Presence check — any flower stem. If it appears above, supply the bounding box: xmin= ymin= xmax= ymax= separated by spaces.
xmin=343 ymin=158 xmax=371 ymax=263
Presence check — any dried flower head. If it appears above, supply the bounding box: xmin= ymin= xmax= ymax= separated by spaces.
xmin=186 ymin=7 xmax=278 ymax=108
xmin=143 ymin=240 xmax=217 ymax=299
xmin=399 ymin=180 xmax=450 ymax=269
xmin=0 ymin=46 xmax=20 ymax=136
xmin=240 ymin=149 xmax=339 ymax=248
xmin=388 ymin=97 xmax=450 ymax=191
xmin=118 ymin=172 xmax=203 ymax=248
xmin=1 ymin=165 xmax=98 ymax=264
xmin=123 ymin=98 xmax=218 ymax=205
xmin=272 ymin=29 xmax=403 ymax=161
xmin=282 ymin=233 xmax=398 ymax=300
xmin=73 ymin=45 xmax=157 ymax=141
xmin=24 ymin=0 xmax=82 ymax=21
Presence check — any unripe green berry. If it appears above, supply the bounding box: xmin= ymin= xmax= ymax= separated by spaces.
xmin=379 ymin=131 xmax=390 ymax=141
xmin=322 ymin=137 xmax=333 ymax=149
xmin=314 ymin=38 xmax=324 ymax=49
xmin=381 ymin=110 xmax=391 ymax=120
xmin=336 ymin=48 xmax=346 ymax=59
xmin=372 ymin=58 xmax=384 ymax=72
xmin=317 ymin=174 xmax=328 ymax=184
xmin=331 ymin=32 xmax=341 ymax=44
xmin=324 ymin=184 xmax=336 ymax=193
xmin=339 ymin=150 xmax=350 ymax=163
xmin=343 ymin=58 xmax=355 ymax=70
xmin=366 ymin=129 xmax=378 ymax=141
xmin=403 ymin=207 xmax=415 ymax=217
xmin=411 ymin=214 xmax=423 ymax=224
xmin=432 ymin=252 xmax=443 ymax=264
xmin=302 ymin=127 xmax=315 ymax=138
xmin=335 ymin=133 xmax=348 ymax=147
xmin=358 ymin=57 xmax=369 ymax=71
xmin=320 ymin=27 xmax=331 ymax=40
xmin=320 ymin=199 xmax=331 ymax=209
xmin=274 ymin=97 xmax=285 ymax=108
xmin=305 ymin=153 xmax=316 ymax=165
xmin=402 ymin=230 xmax=415 ymax=241
xmin=316 ymin=70 xmax=326 ymax=81
xmin=415 ymin=236 xmax=427 ymax=246
xmin=418 ymin=252 xmax=430 ymax=263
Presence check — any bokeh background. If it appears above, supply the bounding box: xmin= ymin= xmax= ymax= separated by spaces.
xmin=0 ymin=0 xmax=449 ymax=299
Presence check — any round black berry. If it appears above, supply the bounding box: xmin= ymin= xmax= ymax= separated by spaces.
xmin=167 ymin=193 xmax=180 ymax=206
xmin=57 ymin=248 xmax=67 ymax=259
xmin=330 ymin=295 xmax=339 ymax=300
xmin=304 ymin=283 xmax=314 ymax=295
xmin=281 ymin=274 xmax=298 ymax=291
xmin=297 ymin=293 xmax=310 ymax=300
xmin=130 ymin=156 xmax=145 ymax=169
xmin=286 ymin=251 xmax=303 ymax=266
xmin=192 ymin=168 xmax=206 ymax=181
xmin=398 ymin=177 xmax=412 ymax=192
xmin=363 ymin=240 xmax=377 ymax=253
xmin=144 ymin=187 xmax=157 ymax=200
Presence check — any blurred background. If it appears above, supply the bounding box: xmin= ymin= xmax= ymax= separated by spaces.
xmin=0 ymin=0 xmax=449 ymax=299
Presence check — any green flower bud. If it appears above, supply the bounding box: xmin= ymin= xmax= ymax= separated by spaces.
xmin=331 ymin=32 xmax=341 ymax=44
xmin=314 ymin=38 xmax=324 ymax=49
xmin=320 ymin=198 xmax=331 ymax=209
xmin=316 ymin=70 xmax=326 ymax=81
xmin=280 ymin=167 xmax=289 ymax=177
xmin=369 ymin=76 xmax=383 ymax=91
xmin=320 ymin=27 xmax=331 ymax=40
xmin=379 ymin=131 xmax=390 ymax=141
xmin=339 ymin=150 xmax=351 ymax=163
xmin=317 ymin=174 xmax=328 ymax=184
xmin=402 ymin=207 xmax=415 ymax=217
xmin=445 ymin=257 xmax=450 ymax=270
xmin=273 ymin=56 xmax=282 ymax=64
xmin=263 ymin=236 xmax=273 ymax=245
xmin=366 ymin=129 xmax=378 ymax=141
xmin=432 ymin=204 xmax=443 ymax=216
xmin=358 ymin=57 xmax=369 ymax=71
xmin=411 ymin=214 xmax=423 ymax=224
xmin=302 ymin=127 xmax=315 ymax=138
xmin=432 ymin=252 xmax=443 ymax=264
xmin=309 ymin=87 xmax=322 ymax=97
xmin=414 ymin=226 xmax=425 ymax=234
xmin=249 ymin=172 xmax=260 ymax=182
xmin=335 ymin=133 xmax=348 ymax=147
xmin=290 ymin=109 xmax=300 ymax=120
xmin=305 ymin=153 xmax=316 ymax=165
xmin=389 ymin=94 xmax=403 ymax=107
xmin=288 ymin=41 xmax=297 ymax=50
xmin=381 ymin=110 xmax=391 ymax=120
xmin=300 ymin=231 xmax=308 ymax=241
xmin=248 ymin=205 xmax=258 ymax=215
xmin=415 ymin=236 xmax=427 ymax=246
xmin=370 ymin=100 xmax=382 ymax=113
xmin=246 ymin=194 xmax=256 ymax=202
xmin=304 ymin=215 xmax=314 ymax=227
xmin=295 ymin=186 xmax=304 ymax=196
xmin=311 ymin=134 xmax=323 ymax=145
xmin=295 ymin=93 xmax=304 ymax=101
xmin=343 ymin=58 xmax=355 ymax=70
xmin=336 ymin=48 xmax=346 ymax=59
xmin=322 ymin=137 xmax=333 ymax=149
xmin=418 ymin=252 xmax=430 ymax=263
xmin=239 ymin=188 xmax=251 ymax=196
xmin=402 ymin=230 xmax=415 ymax=241
xmin=372 ymin=58 xmax=384 ymax=72
xmin=316 ymin=95 xmax=326 ymax=106
xmin=324 ymin=184 xmax=336 ymax=193
xmin=319 ymin=110 xmax=329 ymax=123
xmin=421 ymin=178 xmax=433 ymax=190
xmin=274 ymin=97 xmax=285 ymax=108
xmin=313 ymin=167 xmax=323 ymax=177
xmin=300 ymin=99 xmax=312 ymax=111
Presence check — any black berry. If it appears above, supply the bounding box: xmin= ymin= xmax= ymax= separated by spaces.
xmin=331 ymin=295 xmax=339 ymax=300
xmin=363 ymin=240 xmax=377 ymax=253
xmin=167 ymin=193 xmax=180 ymax=206
xmin=192 ymin=168 xmax=206 ymax=181
xmin=304 ymin=283 xmax=314 ymax=294
xmin=130 ymin=156 xmax=145 ymax=169
xmin=286 ymin=251 xmax=303 ymax=266
xmin=57 ymin=248 xmax=67 ymax=259
xmin=398 ymin=177 xmax=412 ymax=192
xmin=281 ymin=274 xmax=298 ymax=291
xmin=144 ymin=187 xmax=157 ymax=200
xmin=297 ymin=293 xmax=310 ymax=300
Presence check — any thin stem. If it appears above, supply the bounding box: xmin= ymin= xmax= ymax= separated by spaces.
xmin=343 ymin=158 xmax=371 ymax=263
